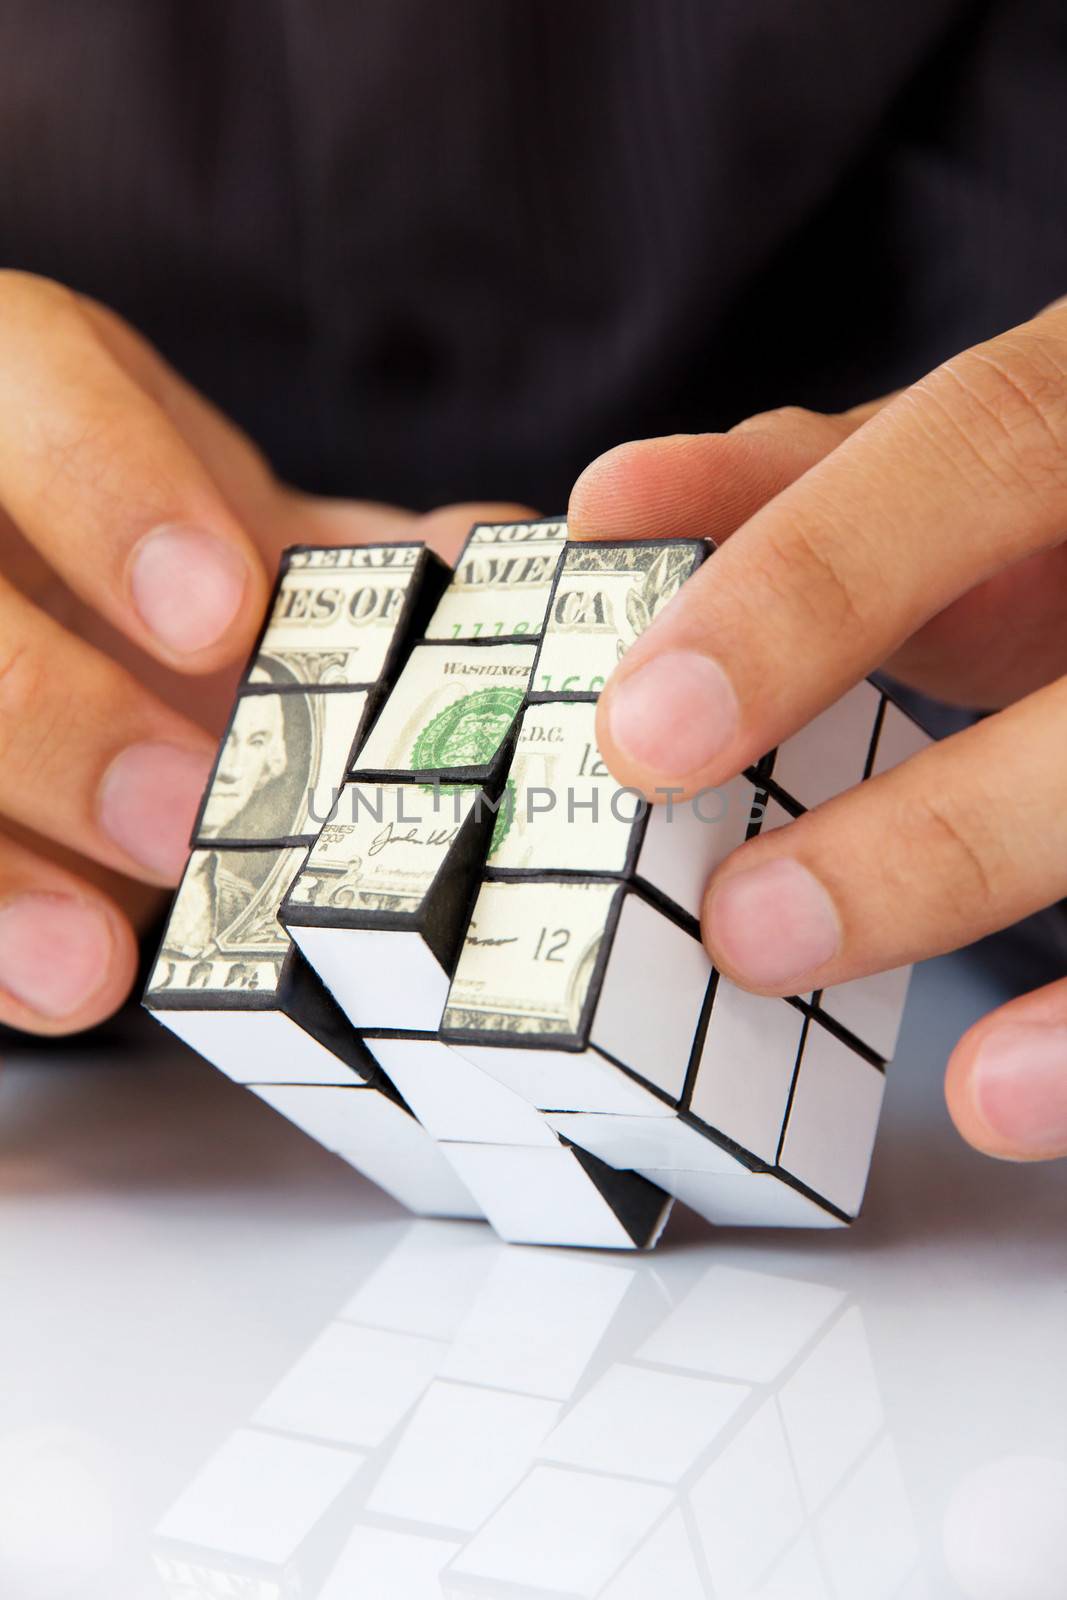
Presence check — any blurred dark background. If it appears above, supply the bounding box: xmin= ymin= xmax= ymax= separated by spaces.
xmin=1 ymin=0 xmax=1065 ymax=513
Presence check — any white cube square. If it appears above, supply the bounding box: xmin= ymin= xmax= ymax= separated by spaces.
xmin=687 ymin=979 xmax=806 ymax=1162
xmin=779 ymin=1020 xmax=886 ymax=1216
xmin=770 ymin=681 xmax=881 ymax=810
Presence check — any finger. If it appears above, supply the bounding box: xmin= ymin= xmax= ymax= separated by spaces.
xmin=0 ymin=271 xmax=269 ymax=671
xmin=0 ymin=576 xmax=215 ymax=884
xmin=945 ymin=976 xmax=1067 ymax=1161
xmin=568 ymin=407 xmax=869 ymax=543
xmin=3 ymin=813 xmax=166 ymax=933
xmin=884 ymin=543 xmax=1067 ymax=707
xmin=0 ymin=832 xmax=137 ymax=1036
xmin=594 ymin=305 xmax=1067 ymax=798
xmin=699 ymin=676 xmax=1067 ymax=997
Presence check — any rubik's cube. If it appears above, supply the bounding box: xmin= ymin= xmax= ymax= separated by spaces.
xmin=145 ymin=521 xmax=930 ymax=1248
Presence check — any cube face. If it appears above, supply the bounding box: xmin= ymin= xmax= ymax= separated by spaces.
xmin=489 ymin=701 xmax=633 ymax=874
xmin=451 ymin=1041 xmax=674 ymax=1116
xmin=492 ymin=703 xmax=764 ymax=926
xmin=869 ymin=698 xmax=932 ymax=778
xmin=687 ymin=979 xmax=807 ymax=1163
xmin=768 ymin=681 xmax=882 ymax=811
xmin=817 ymin=965 xmax=913 ymax=1061
xmin=289 ymin=923 xmax=453 ymax=1032
xmin=443 ymin=878 xmax=619 ymax=1044
xmin=590 ymin=890 xmax=711 ymax=1100
xmin=193 ymin=688 xmax=372 ymax=846
xmin=147 ymin=847 xmax=305 ymax=1000
xmin=157 ymin=1008 xmax=365 ymax=1087
xmin=249 ymin=1084 xmax=484 ymax=1219
xmin=368 ymin=1035 xmax=560 ymax=1146
xmin=531 ymin=540 xmax=708 ymax=698
xmin=424 ymin=519 xmax=567 ymax=642
xmin=439 ymin=1142 xmax=672 ymax=1250
xmin=546 ymin=1111 xmax=747 ymax=1175
xmin=353 ymin=642 xmax=535 ymax=779
xmin=286 ymin=782 xmax=483 ymax=919
xmin=778 ymin=1019 xmax=886 ymax=1217
xmin=251 ymin=543 xmax=435 ymax=686
xmin=655 ymin=1169 xmax=848 ymax=1228
xmin=635 ymin=773 xmax=765 ymax=921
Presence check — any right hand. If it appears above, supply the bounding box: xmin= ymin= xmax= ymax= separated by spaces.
xmin=0 ymin=272 xmax=528 ymax=1036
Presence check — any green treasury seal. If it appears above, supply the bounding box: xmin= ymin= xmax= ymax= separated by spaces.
xmin=410 ymin=686 xmax=524 ymax=773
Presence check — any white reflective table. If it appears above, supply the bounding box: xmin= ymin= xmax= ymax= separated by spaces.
xmin=1 ymin=932 xmax=1064 ymax=1600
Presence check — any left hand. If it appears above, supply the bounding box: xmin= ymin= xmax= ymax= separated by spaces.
xmin=569 ymin=300 xmax=1067 ymax=1164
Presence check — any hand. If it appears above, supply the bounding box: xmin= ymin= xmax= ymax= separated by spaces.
xmin=0 ymin=271 xmax=527 ymax=1036
xmin=570 ymin=301 xmax=1067 ymax=1163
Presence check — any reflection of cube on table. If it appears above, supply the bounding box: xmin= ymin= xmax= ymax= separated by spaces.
xmin=154 ymin=1426 xmax=362 ymax=1590
xmin=280 ymin=782 xmax=494 ymax=1031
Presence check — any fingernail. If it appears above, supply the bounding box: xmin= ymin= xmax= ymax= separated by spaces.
xmin=98 ymin=741 xmax=214 ymax=879
xmin=607 ymin=651 xmax=739 ymax=776
xmin=131 ymin=523 xmax=249 ymax=655
xmin=969 ymin=1023 xmax=1067 ymax=1157
xmin=0 ymin=893 xmax=113 ymax=1019
xmin=704 ymin=857 xmax=840 ymax=987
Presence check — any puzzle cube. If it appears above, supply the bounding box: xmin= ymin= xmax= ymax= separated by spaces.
xmin=145 ymin=523 xmax=932 ymax=1246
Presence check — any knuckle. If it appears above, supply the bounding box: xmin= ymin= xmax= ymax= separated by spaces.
xmin=931 ymin=335 xmax=1067 ymax=500
xmin=894 ymin=788 xmax=1003 ymax=915
xmin=754 ymin=511 xmax=870 ymax=634
xmin=0 ymin=642 xmax=55 ymax=779
xmin=0 ymin=269 xmax=79 ymax=334
xmin=731 ymin=404 xmax=823 ymax=441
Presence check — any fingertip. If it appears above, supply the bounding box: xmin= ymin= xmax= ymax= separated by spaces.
xmin=569 ymin=436 xmax=697 ymax=539
xmin=127 ymin=521 xmax=268 ymax=674
xmin=700 ymin=854 xmax=842 ymax=996
xmin=0 ymin=889 xmax=138 ymax=1037
xmin=596 ymin=647 xmax=741 ymax=798
xmin=945 ymin=1017 xmax=1067 ymax=1163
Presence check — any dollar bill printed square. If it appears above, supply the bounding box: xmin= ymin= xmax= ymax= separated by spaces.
xmin=193 ymin=689 xmax=373 ymax=846
xmin=424 ymin=519 xmax=567 ymax=641
xmin=286 ymin=782 xmax=484 ymax=917
xmin=531 ymin=539 xmax=709 ymax=698
xmin=250 ymin=544 xmax=431 ymax=687
xmin=443 ymin=878 xmax=620 ymax=1040
xmin=488 ymin=701 xmax=635 ymax=873
xmin=147 ymin=848 xmax=306 ymax=998
xmin=353 ymin=643 xmax=536 ymax=778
